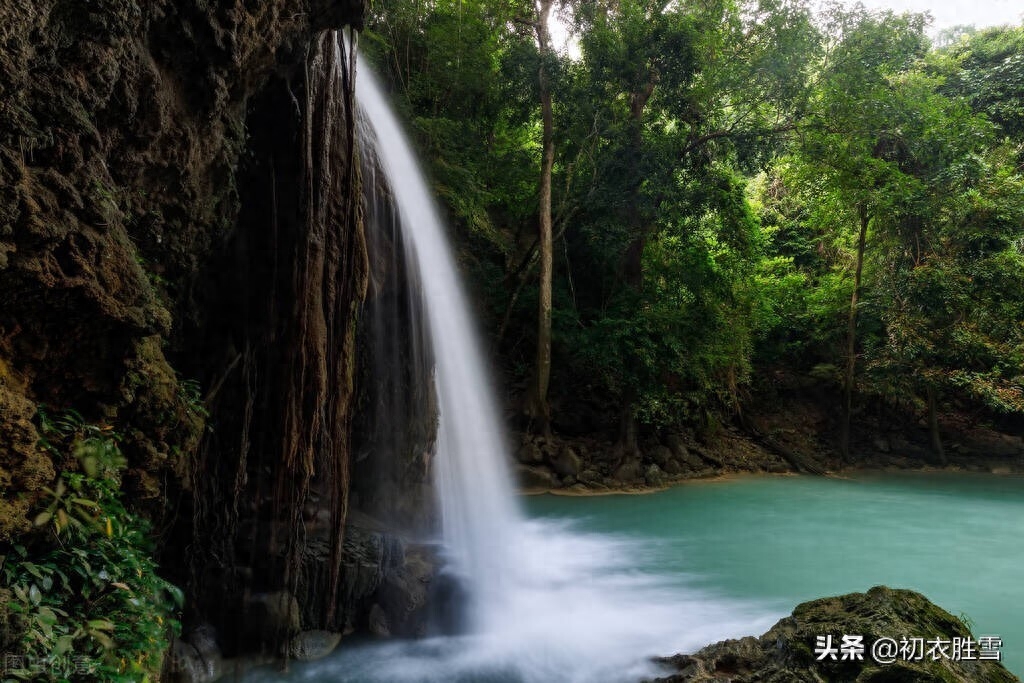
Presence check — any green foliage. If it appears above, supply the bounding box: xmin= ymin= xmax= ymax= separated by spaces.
xmin=178 ymin=377 xmax=210 ymax=422
xmin=370 ymin=0 xmax=1024 ymax=433
xmin=942 ymin=25 xmax=1024 ymax=140
xmin=1 ymin=409 xmax=182 ymax=682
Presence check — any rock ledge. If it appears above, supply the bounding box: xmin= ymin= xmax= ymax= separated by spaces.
xmin=653 ymin=586 xmax=1019 ymax=682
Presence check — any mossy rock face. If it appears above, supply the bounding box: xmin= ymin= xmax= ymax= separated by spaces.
xmin=0 ymin=0 xmax=366 ymax=528
xmin=0 ymin=381 xmax=54 ymax=541
xmin=654 ymin=586 xmax=1019 ymax=682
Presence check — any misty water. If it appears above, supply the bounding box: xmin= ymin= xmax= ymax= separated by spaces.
xmin=245 ymin=471 xmax=1024 ymax=681
xmin=528 ymin=471 xmax=1024 ymax=677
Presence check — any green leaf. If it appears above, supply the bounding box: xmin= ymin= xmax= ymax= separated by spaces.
xmin=33 ymin=510 xmax=52 ymax=527
xmin=36 ymin=606 xmax=58 ymax=625
xmin=82 ymin=455 xmax=98 ymax=478
xmin=87 ymin=619 xmax=115 ymax=631
xmin=165 ymin=583 xmax=185 ymax=609
xmin=89 ymin=629 xmax=115 ymax=650
xmin=55 ymin=633 xmax=74 ymax=655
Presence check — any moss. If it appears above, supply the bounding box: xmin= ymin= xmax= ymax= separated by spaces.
xmin=0 ymin=385 xmax=54 ymax=542
xmin=660 ymin=587 xmax=1019 ymax=683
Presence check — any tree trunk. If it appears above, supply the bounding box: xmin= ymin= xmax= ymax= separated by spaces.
xmin=926 ymin=384 xmax=946 ymax=465
xmin=619 ymin=389 xmax=639 ymax=455
xmin=841 ymin=205 xmax=869 ymax=462
xmin=525 ymin=0 xmax=555 ymax=436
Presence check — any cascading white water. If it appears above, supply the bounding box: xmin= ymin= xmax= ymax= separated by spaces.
xmin=354 ymin=54 xmax=523 ymax=634
xmin=243 ymin=38 xmax=777 ymax=683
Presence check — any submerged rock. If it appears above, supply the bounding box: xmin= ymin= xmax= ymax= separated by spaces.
xmin=290 ymin=630 xmax=343 ymax=661
xmin=653 ymin=586 xmax=1019 ymax=682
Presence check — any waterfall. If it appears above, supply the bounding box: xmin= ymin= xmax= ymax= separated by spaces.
xmin=354 ymin=47 xmax=521 ymax=632
xmin=247 ymin=34 xmax=774 ymax=683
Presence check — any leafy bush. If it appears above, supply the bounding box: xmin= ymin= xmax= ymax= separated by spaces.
xmin=1 ymin=410 xmax=182 ymax=682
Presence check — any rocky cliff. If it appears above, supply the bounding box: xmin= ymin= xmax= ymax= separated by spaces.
xmin=1 ymin=0 xmax=429 ymax=671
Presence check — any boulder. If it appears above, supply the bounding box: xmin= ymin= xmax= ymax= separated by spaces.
xmin=612 ymin=458 xmax=643 ymax=483
xmin=539 ymin=438 xmax=559 ymax=460
xmin=163 ymin=639 xmax=210 ymax=683
xmin=368 ymin=603 xmax=390 ymax=637
xmin=644 ymin=464 xmax=665 ymax=488
xmin=665 ymin=434 xmax=691 ymax=459
xmin=245 ymin=591 xmax=301 ymax=644
xmin=163 ymin=622 xmax=226 ymax=682
xmin=652 ymin=586 xmax=1018 ymax=682
xmin=649 ymin=446 xmax=674 ymax=469
xmin=962 ymin=431 xmax=1024 ymax=459
xmin=290 ymin=630 xmax=342 ymax=661
xmin=550 ymin=446 xmax=582 ymax=478
xmin=662 ymin=459 xmax=683 ymax=476
xmin=378 ymin=547 xmax=435 ymax=637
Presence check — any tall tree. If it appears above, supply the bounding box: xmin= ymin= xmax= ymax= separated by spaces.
xmin=794 ymin=6 xmax=930 ymax=460
xmin=523 ymin=0 xmax=557 ymax=434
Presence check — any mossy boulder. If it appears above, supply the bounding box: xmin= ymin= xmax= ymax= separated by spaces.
xmin=654 ymin=586 xmax=1018 ymax=682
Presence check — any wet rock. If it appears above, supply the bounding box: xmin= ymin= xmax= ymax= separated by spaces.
xmin=163 ymin=639 xmax=208 ymax=683
xmin=245 ymin=591 xmax=301 ymax=644
xmin=378 ymin=547 xmax=435 ymax=637
xmin=368 ymin=603 xmax=390 ymax=636
xmin=645 ymin=464 xmax=665 ymax=488
xmin=649 ymin=445 xmax=674 ymax=469
xmin=550 ymin=446 xmax=582 ymax=478
xmin=163 ymin=623 xmax=224 ymax=683
xmin=517 ymin=440 xmax=544 ymax=464
xmin=652 ymin=586 xmax=1018 ymax=682
xmin=643 ymin=464 xmax=667 ymax=485
xmin=187 ymin=623 xmax=222 ymax=671
xmin=612 ymin=458 xmax=643 ymax=483
xmin=873 ymin=437 xmax=892 ymax=453
xmin=516 ymin=464 xmax=556 ymax=490
xmin=578 ymin=468 xmax=602 ymax=485
xmin=662 ymin=459 xmax=683 ymax=476
xmin=290 ymin=630 xmax=342 ymax=661
xmin=539 ymin=438 xmax=560 ymax=460
xmin=665 ymin=434 xmax=691 ymax=459
xmin=963 ymin=431 xmax=1024 ymax=459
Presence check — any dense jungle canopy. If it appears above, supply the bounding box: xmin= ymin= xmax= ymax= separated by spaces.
xmin=361 ymin=0 xmax=1024 ymax=452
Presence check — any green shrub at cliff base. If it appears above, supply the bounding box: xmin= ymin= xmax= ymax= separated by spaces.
xmin=1 ymin=410 xmax=182 ymax=682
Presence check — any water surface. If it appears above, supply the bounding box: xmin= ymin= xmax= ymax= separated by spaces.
xmin=245 ymin=471 xmax=1023 ymax=681
xmin=527 ymin=471 xmax=1024 ymax=676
